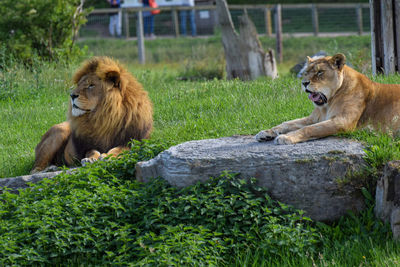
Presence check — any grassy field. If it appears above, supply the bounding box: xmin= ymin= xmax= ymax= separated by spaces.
xmin=0 ymin=35 xmax=374 ymax=178
xmin=79 ymin=35 xmax=372 ymax=73
xmin=1 ymin=35 xmax=400 ymax=265
xmin=0 ymin=65 xmax=310 ymax=178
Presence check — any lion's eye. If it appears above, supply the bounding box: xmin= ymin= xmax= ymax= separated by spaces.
xmin=88 ymin=84 xmax=95 ymax=89
xmin=317 ymin=71 xmax=324 ymax=77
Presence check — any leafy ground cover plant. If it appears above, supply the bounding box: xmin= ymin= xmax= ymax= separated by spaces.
xmin=0 ymin=141 xmax=320 ymax=265
xmin=0 ymin=139 xmax=398 ymax=266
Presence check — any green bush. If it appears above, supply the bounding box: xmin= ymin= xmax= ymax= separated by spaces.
xmin=0 ymin=0 xmax=89 ymax=63
xmin=0 ymin=140 xmax=319 ymax=265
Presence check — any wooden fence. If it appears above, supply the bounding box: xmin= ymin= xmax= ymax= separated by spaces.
xmin=87 ymin=3 xmax=370 ymax=64
xmin=89 ymin=3 xmax=370 ymax=37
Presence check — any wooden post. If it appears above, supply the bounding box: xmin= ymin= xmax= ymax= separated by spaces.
xmin=395 ymin=1 xmax=400 ymax=72
xmin=356 ymin=4 xmax=363 ymax=35
xmin=124 ymin=10 xmax=130 ymax=38
xmin=311 ymin=4 xmax=319 ymax=36
xmin=370 ymin=0 xmax=400 ymax=75
xmin=370 ymin=0 xmax=380 ymax=74
xmin=136 ymin=10 xmax=145 ymax=64
xmin=172 ymin=8 xmax=180 ymax=37
xmin=118 ymin=9 xmax=123 ymax=37
xmin=264 ymin=7 xmax=272 ymax=37
xmin=381 ymin=0 xmax=395 ymax=74
xmin=275 ymin=4 xmax=282 ymax=63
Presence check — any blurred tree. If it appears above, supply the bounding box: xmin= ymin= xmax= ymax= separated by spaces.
xmin=0 ymin=0 xmax=90 ymax=63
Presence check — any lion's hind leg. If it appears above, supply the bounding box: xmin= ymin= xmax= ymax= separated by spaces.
xmin=31 ymin=121 xmax=71 ymax=174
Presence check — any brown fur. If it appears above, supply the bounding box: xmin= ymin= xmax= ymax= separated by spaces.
xmin=31 ymin=57 xmax=153 ymax=173
xmin=256 ymin=53 xmax=400 ymax=144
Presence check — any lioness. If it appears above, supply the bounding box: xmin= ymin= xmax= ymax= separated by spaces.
xmin=256 ymin=53 xmax=400 ymax=144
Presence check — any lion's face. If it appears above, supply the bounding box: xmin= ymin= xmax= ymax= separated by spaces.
xmin=301 ymin=54 xmax=346 ymax=106
xmin=70 ymin=73 xmax=108 ymax=117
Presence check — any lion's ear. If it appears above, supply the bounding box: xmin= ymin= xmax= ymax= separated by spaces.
xmin=106 ymin=70 xmax=121 ymax=89
xmin=306 ymin=56 xmax=313 ymax=64
xmin=330 ymin=53 xmax=346 ymax=71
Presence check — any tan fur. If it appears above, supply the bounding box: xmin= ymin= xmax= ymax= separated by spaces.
xmin=31 ymin=57 xmax=153 ymax=173
xmin=256 ymin=53 xmax=400 ymax=145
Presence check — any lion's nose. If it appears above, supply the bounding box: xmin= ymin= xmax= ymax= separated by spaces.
xmin=70 ymin=93 xmax=79 ymax=100
xmin=302 ymin=81 xmax=310 ymax=87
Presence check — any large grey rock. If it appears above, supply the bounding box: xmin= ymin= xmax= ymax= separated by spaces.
xmin=375 ymin=161 xmax=400 ymax=239
xmin=136 ymin=135 xmax=367 ymax=221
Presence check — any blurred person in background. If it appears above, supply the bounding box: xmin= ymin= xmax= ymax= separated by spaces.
xmin=180 ymin=0 xmax=196 ymax=37
xmin=108 ymin=0 xmax=122 ymax=37
xmin=141 ymin=0 xmax=159 ymax=39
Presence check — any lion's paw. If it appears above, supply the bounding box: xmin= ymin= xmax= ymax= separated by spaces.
xmin=274 ymin=134 xmax=296 ymax=145
xmin=255 ymin=130 xmax=277 ymax=142
xmin=81 ymin=157 xmax=97 ymax=166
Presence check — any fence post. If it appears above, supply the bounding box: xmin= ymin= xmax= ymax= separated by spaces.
xmin=136 ymin=10 xmax=145 ymax=64
xmin=356 ymin=4 xmax=363 ymax=35
xmin=370 ymin=0 xmax=379 ymax=74
xmin=370 ymin=0 xmax=399 ymax=75
xmin=124 ymin=10 xmax=130 ymax=38
xmin=395 ymin=0 xmax=400 ymax=71
xmin=172 ymin=8 xmax=180 ymax=37
xmin=275 ymin=4 xmax=282 ymax=63
xmin=311 ymin=4 xmax=319 ymax=36
xmin=381 ymin=0 xmax=395 ymax=74
xmin=264 ymin=7 xmax=272 ymax=37
xmin=117 ymin=9 xmax=122 ymax=37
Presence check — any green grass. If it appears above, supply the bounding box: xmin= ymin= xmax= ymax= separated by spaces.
xmin=1 ymin=35 xmax=400 ymax=265
xmin=0 ymin=60 xmax=313 ymax=178
xmin=0 ymin=33 xmax=375 ymax=178
xmin=79 ymin=35 xmax=371 ymax=74
xmin=0 ymin=61 xmax=73 ymax=177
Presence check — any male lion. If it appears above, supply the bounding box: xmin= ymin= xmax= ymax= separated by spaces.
xmin=31 ymin=57 xmax=153 ymax=173
xmin=256 ymin=53 xmax=400 ymax=144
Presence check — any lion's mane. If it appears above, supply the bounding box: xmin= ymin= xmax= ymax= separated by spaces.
xmin=70 ymin=57 xmax=153 ymax=154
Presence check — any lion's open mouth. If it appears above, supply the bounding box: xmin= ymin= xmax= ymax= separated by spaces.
xmin=308 ymin=92 xmax=327 ymax=106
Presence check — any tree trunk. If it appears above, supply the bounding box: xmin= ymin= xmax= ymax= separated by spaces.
xmin=216 ymin=0 xmax=278 ymax=80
